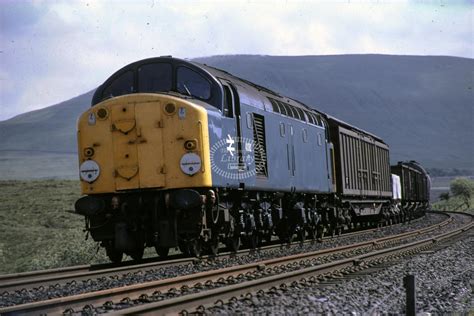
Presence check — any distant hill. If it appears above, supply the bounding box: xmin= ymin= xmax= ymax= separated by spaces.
xmin=0 ymin=90 xmax=94 ymax=154
xmin=0 ymin=54 xmax=472 ymax=179
xmin=195 ymin=55 xmax=474 ymax=170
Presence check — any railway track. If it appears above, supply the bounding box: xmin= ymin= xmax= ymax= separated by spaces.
xmin=110 ymin=212 xmax=474 ymax=315
xmin=0 ymin=215 xmax=426 ymax=293
xmin=1 ymin=211 xmax=470 ymax=315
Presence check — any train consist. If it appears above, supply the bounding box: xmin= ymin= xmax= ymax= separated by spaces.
xmin=75 ymin=57 xmax=430 ymax=262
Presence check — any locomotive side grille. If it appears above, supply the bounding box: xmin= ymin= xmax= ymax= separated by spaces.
xmin=252 ymin=113 xmax=268 ymax=177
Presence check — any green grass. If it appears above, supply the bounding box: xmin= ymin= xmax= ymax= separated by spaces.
xmin=0 ymin=180 xmax=108 ymax=274
xmin=0 ymin=179 xmax=168 ymax=275
xmin=431 ymin=177 xmax=474 ymax=215
xmin=432 ymin=194 xmax=474 ymax=215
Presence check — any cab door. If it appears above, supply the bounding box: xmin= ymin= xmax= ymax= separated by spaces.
xmin=214 ymin=80 xmax=243 ymax=185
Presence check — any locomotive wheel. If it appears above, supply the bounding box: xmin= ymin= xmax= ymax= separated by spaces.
xmin=306 ymin=227 xmax=316 ymax=241
xmin=297 ymin=229 xmax=305 ymax=243
xmin=244 ymin=233 xmax=260 ymax=249
xmin=106 ymin=246 xmax=123 ymax=263
xmin=316 ymin=226 xmax=324 ymax=242
xmin=278 ymin=229 xmax=293 ymax=244
xmin=178 ymin=241 xmax=189 ymax=256
xmin=277 ymin=233 xmax=289 ymax=244
xmin=263 ymin=232 xmax=273 ymax=243
xmin=206 ymin=238 xmax=219 ymax=256
xmin=252 ymin=234 xmax=259 ymax=248
xmin=188 ymin=238 xmax=202 ymax=257
xmin=226 ymin=235 xmax=241 ymax=252
xmin=155 ymin=246 xmax=169 ymax=258
xmin=128 ymin=247 xmax=144 ymax=261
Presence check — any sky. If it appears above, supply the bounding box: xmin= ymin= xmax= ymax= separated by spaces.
xmin=0 ymin=0 xmax=472 ymax=121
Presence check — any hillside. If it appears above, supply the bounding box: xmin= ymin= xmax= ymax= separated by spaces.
xmin=0 ymin=55 xmax=472 ymax=179
xmin=196 ymin=55 xmax=473 ymax=170
xmin=0 ymin=90 xmax=94 ymax=154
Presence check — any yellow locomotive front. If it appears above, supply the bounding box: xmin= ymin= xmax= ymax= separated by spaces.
xmin=76 ymin=93 xmax=215 ymax=262
xmin=77 ymin=94 xmax=212 ymax=193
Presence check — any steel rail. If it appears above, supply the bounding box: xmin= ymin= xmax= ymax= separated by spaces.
xmin=0 ymin=214 xmax=430 ymax=292
xmin=0 ymin=256 xmax=193 ymax=293
xmin=110 ymin=214 xmax=473 ymax=315
xmin=0 ymin=213 xmax=457 ymax=316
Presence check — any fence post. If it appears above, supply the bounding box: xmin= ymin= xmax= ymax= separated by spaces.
xmin=403 ymin=274 xmax=416 ymax=316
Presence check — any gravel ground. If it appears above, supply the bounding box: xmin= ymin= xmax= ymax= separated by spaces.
xmin=0 ymin=213 xmax=456 ymax=307
xmin=206 ymin=228 xmax=473 ymax=314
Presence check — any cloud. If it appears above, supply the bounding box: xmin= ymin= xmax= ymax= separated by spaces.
xmin=0 ymin=0 xmax=48 ymax=35
xmin=0 ymin=0 xmax=472 ymax=120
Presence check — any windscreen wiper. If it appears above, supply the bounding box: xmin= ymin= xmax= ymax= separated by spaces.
xmin=182 ymin=83 xmax=192 ymax=97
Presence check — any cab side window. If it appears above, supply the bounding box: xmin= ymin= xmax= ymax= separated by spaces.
xmin=222 ymin=85 xmax=234 ymax=118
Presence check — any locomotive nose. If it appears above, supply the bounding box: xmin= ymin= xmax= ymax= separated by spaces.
xmin=77 ymin=94 xmax=212 ymax=194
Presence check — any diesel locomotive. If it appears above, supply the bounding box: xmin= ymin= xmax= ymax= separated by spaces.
xmin=75 ymin=57 xmax=430 ymax=262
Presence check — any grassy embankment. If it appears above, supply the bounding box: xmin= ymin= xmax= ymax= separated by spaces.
xmin=0 ymin=180 xmax=169 ymax=274
xmin=431 ymin=177 xmax=474 ymax=215
xmin=0 ymin=180 xmax=108 ymax=274
xmin=431 ymin=195 xmax=474 ymax=215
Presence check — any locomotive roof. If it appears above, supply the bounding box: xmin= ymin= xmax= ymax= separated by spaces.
xmin=191 ymin=60 xmax=327 ymax=115
xmin=92 ymin=56 xmax=385 ymax=142
xmin=93 ymin=56 xmax=324 ymax=114
xmin=193 ymin=60 xmax=384 ymax=141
